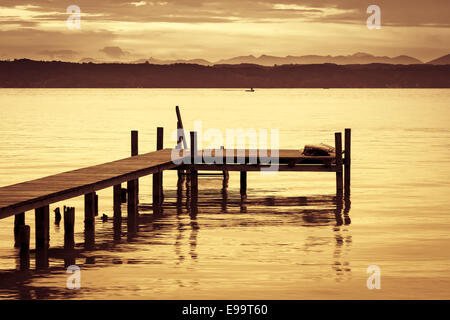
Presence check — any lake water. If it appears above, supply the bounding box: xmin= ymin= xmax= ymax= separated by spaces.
xmin=0 ymin=89 xmax=449 ymax=299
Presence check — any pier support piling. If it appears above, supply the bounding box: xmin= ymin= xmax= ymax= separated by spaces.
xmin=14 ymin=212 xmax=25 ymax=248
xmin=94 ymin=194 xmax=99 ymax=216
xmin=35 ymin=206 xmax=49 ymax=249
xmin=113 ymin=184 xmax=122 ymax=240
xmin=35 ymin=205 xmax=49 ymax=269
xmin=190 ymin=131 xmax=199 ymax=199
xmin=113 ymin=184 xmax=122 ymax=221
xmin=84 ymin=192 xmax=96 ymax=249
xmin=64 ymin=206 xmax=75 ymax=250
xmin=240 ymin=171 xmax=247 ymax=197
xmin=153 ymin=127 xmax=164 ymax=214
xmin=121 ymin=188 xmax=127 ymax=203
xmin=335 ymin=132 xmax=343 ymax=199
xmin=221 ymin=146 xmax=229 ymax=188
xmin=127 ymin=180 xmax=137 ymax=235
xmin=131 ymin=130 xmax=139 ymax=203
xmin=344 ymin=128 xmax=351 ymax=198
xmin=54 ymin=207 xmax=61 ymax=225
xmin=19 ymin=225 xmax=30 ymax=270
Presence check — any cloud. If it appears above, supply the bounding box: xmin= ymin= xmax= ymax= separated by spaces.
xmin=99 ymin=46 xmax=130 ymax=59
xmin=0 ymin=0 xmax=448 ymax=26
xmin=130 ymin=1 xmax=147 ymax=7
xmin=0 ymin=28 xmax=117 ymax=60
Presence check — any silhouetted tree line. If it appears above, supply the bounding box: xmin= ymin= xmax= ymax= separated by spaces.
xmin=0 ymin=59 xmax=448 ymax=88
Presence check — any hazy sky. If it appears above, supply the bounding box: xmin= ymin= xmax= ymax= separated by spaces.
xmin=0 ymin=0 xmax=449 ymax=62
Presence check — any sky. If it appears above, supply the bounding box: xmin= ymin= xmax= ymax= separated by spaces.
xmin=0 ymin=0 xmax=449 ymax=62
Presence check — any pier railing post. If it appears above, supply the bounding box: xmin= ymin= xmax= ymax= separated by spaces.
xmin=14 ymin=212 xmax=25 ymax=248
xmin=335 ymin=132 xmax=343 ymax=198
xmin=84 ymin=192 xmax=96 ymax=249
xmin=153 ymin=127 xmax=164 ymax=214
xmin=131 ymin=130 xmax=139 ymax=203
xmin=64 ymin=206 xmax=75 ymax=250
xmin=344 ymin=128 xmax=351 ymax=198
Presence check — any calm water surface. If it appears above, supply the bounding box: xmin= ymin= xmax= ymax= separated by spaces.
xmin=0 ymin=89 xmax=449 ymax=299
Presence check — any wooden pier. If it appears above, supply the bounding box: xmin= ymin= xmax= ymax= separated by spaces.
xmin=0 ymin=116 xmax=351 ymax=270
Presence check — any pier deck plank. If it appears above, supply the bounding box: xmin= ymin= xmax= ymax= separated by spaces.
xmin=0 ymin=148 xmax=335 ymax=219
xmin=0 ymin=149 xmax=179 ymax=219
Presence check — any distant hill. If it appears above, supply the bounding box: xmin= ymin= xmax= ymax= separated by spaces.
xmin=427 ymin=54 xmax=450 ymax=65
xmin=79 ymin=57 xmax=104 ymax=64
xmin=215 ymin=53 xmax=423 ymax=65
xmin=125 ymin=52 xmax=424 ymax=66
xmin=133 ymin=57 xmax=211 ymax=66
xmin=0 ymin=59 xmax=448 ymax=88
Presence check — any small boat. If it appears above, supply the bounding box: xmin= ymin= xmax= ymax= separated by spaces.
xmin=245 ymin=87 xmax=255 ymax=92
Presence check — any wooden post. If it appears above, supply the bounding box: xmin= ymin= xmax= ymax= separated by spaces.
xmin=14 ymin=212 xmax=25 ymax=248
xmin=35 ymin=206 xmax=49 ymax=249
xmin=19 ymin=225 xmax=30 ymax=270
xmin=35 ymin=206 xmax=49 ymax=269
xmin=153 ymin=127 xmax=164 ymax=214
xmin=64 ymin=206 xmax=75 ymax=250
xmin=240 ymin=171 xmax=247 ymax=197
xmin=152 ymin=178 xmax=160 ymax=214
xmin=113 ymin=184 xmax=122 ymax=221
xmin=121 ymin=187 xmax=127 ymax=203
xmin=54 ymin=207 xmax=61 ymax=225
xmin=221 ymin=146 xmax=229 ymax=188
xmin=84 ymin=192 xmax=96 ymax=249
xmin=335 ymin=132 xmax=343 ymax=198
xmin=114 ymin=184 xmax=122 ymax=240
xmin=131 ymin=130 xmax=139 ymax=203
xmin=190 ymin=131 xmax=199 ymax=199
xmin=344 ymin=128 xmax=351 ymax=198
xmin=176 ymin=106 xmax=187 ymax=186
xmin=176 ymin=106 xmax=188 ymax=149
xmin=94 ymin=193 xmax=99 ymax=216
xmin=157 ymin=127 xmax=164 ymax=202
xmin=131 ymin=130 xmax=138 ymax=156
xmin=127 ymin=180 xmax=137 ymax=234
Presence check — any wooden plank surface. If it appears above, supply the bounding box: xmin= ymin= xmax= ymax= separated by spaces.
xmin=0 ymin=148 xmax=335 ymax=219
xmin=0 ymin=148 xmax=180 ymax=219
xmin=174 ymin=149 xmax=335 ymax=164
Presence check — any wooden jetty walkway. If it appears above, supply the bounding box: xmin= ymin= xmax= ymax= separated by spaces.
xmin=0 ymin=109 xmax=351 ymax=270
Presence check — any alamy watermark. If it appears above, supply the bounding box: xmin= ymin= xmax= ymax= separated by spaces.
xmin=366 ymin=5 xmax=381 ymax=30
xmin=67 ymin=5 xmax=81 ymax=30
xmin=366 ymin=265 xmax=381 ymax=289
xmin=66 ymin=265 xmax=81 ymax=289
xmin=170 ymin=121 xmax=280 ymax=173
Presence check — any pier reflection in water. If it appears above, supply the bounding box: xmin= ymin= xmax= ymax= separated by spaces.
xmin=0 ymin=175 xmax=351 ymax=299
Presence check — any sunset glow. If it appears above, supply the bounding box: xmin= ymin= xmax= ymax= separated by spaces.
xmin=0 ymin=0 xmax=449 ymax=62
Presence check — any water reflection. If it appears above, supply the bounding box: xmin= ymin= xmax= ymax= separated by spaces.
xmin=0 ymin=177 xmax=351 ymax=299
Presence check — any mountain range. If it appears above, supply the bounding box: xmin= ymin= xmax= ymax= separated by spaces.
xmin=427 ymin=54 xmax=450 ymax=65
xmin=117 ymin=52 xmax=450 ymax=66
